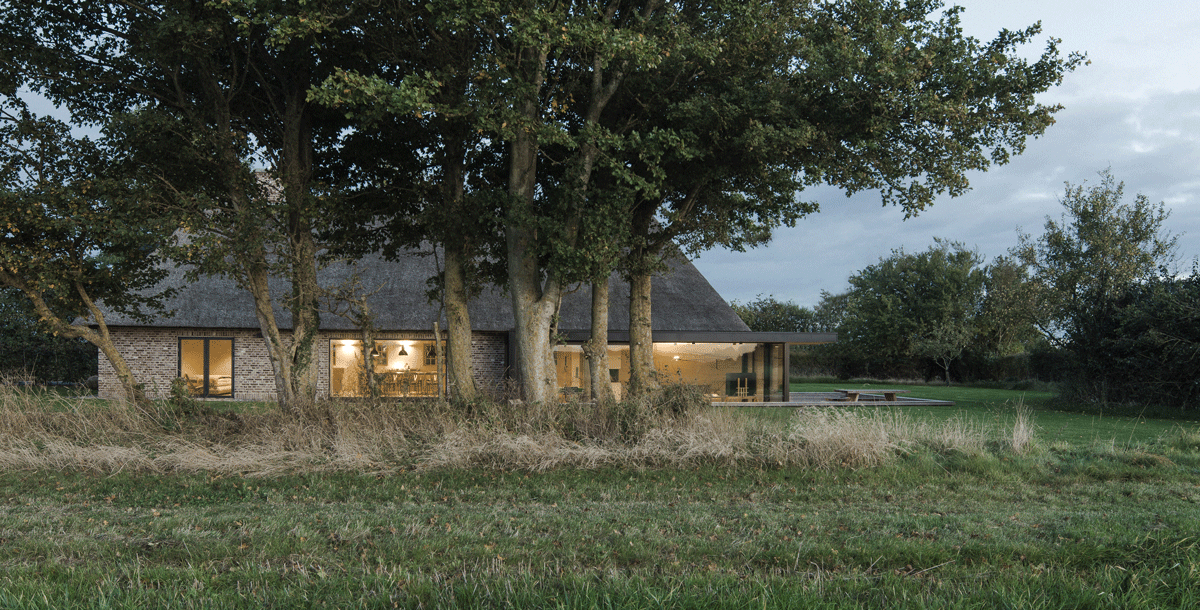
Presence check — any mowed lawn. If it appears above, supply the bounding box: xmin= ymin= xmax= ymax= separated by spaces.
xmin=0 ymin=386 xmax=1198 ymax=608
xmin=773 ymin=382 xmax=1200 ymax=447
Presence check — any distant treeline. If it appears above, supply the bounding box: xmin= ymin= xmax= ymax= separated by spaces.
xmin=734 ymin=171 xmax=1198 ymax=411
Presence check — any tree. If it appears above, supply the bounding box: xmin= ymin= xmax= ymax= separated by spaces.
xmin=812 ymin=291 xmax=851 ymax=335
xmin=4 ymin=0 xmax=390 ymax=409
xmin=840 ymin=240 xmax=984 ymax=380
xmin=1093 ymin=268 xmax=1200 ymax=410
xmin=309 ymin=0 xmax=668 ymax=403
xmin=313 ymin=0 xmax=1080 ymax=401
xmin=0 ymin=101 xmax=174 ymax=404
xmin=1014 ymin=170 xmax=1178 ymax=346
xmin=975 ymin=255 xmax=1040 ymax=358
xmin=308 ymin=2 xmax=505 ymax=402
xmin=1014 ymin=170 xmax=1181 ymax=403
xmin=913 ymin=321 xmax=974 ymax=385
xmin=499 ymin=0 xmax=685 ymax=403
xmin=597 ymin=0 xmax=1083 ymax=394
xmin=8 ymin=0 xmax=1080 ymax=404
xmin=731 ymin=296 xmax=820 ymax=333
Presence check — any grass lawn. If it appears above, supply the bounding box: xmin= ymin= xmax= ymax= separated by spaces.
xmin=774 ymin=382 xmax=1200 ymax=448
xmin=1 ymin=459 xmax=1198 ymax=609
xmin=0 ymin=386 xmax=1198 ymax=608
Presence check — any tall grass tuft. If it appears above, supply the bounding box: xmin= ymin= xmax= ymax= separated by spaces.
xmin=0 ymin=379 xmax=1046 ymax=474
xmin=1007 ymin=401 xmax=1037 ymax=454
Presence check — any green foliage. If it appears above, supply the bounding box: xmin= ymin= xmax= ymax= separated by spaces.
xmin=0 ymin=288 xmax=96 ymax=383
xmin=0 ymin=102 xmax=175 ymax=318
xmin=976 ymin=255 xmax=1042 ymax=357
xmin=838 ymin=240 xmax=985 ymax=380
xmin=612 ymin=0 xmax=1085 ymax=259
xmin=1015 ymin=169 xmax=1178 ymax=344
xmin=3 ymin=0 xmax=415 ymax=407
xmin=730 ymin=295 xmax=823 ymax=332
xmin=2 ymin=0 xmax=1085 ymax=402
xmin=1015 ymin=171 xmax=1185 ymax=407
xmin=301 ymin=0 xmax=1083 ymax=399
xmin=820 ymin=239 xmax=1051 ymax=382
xmin=1063 ymin=270 xmax=1200 ymax=410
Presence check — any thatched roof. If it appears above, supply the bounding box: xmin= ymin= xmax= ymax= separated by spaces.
xmin=102 ymin=249 xmax=752 ymax=334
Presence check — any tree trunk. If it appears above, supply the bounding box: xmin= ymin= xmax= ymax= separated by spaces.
xmin=439 ymin=120 xmax=478 ymax=402
xmin=240 ymin=228 xmax=322 ymax=411
xmin=434 ymin=321 xmax=444 ymax=400
xmin=77 ymin=292 xmax=147 ymax=405
xmin=507 ymin=223 xmax=560 ymax=403
xmin=5 ymin=275 xmax=150 ymax=406
xmin=626 ymin=266 xmax=658 ymax=396
xmin=286 ymin=225 xmax=322 ymax=408
xmin=243 ymin=255 xmax=297 ymax=407
xmin=505 ymin=45 xmax=560 ymax=404
xmin=443 ymin=243 xmax=477 ymax=401
xmin=582 ymin=278 xmax=614 ymax=403
xmin=508 ymin=270 xmax=559 ymax=403
xmin=279 ymin=89 xmax=322 ymax=411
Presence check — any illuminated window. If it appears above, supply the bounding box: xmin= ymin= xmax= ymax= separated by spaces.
xmin=329 ymin=339 xmax=442 ymax=398
xmin=179 ymin=338 xmax=234 ymax=397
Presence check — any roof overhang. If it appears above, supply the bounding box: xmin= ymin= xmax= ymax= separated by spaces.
xmin=559 ymin=330 xmax=837 ymax=344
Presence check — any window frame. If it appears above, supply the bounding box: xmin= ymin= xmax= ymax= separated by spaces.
xmin=178 ymin=337 xmax=236 ymax=398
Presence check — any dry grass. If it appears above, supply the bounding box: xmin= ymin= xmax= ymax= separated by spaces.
xmin=752 ymin=407 xmax=996 ymax=469
xmin=1007 ymin=402 xmax=1037 ymax=454
xmin=0 ymin=380 xmax=1040 ymax=474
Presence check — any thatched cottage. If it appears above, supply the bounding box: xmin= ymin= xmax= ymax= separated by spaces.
xmin=96 ymin=252 xmax=834 ymax=402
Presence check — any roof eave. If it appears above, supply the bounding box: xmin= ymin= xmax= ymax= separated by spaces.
xmin=559 ymin=330 xmax=837 ymax=344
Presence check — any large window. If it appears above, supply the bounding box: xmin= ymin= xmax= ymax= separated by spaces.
xmin=179 ymin=338 xmax=234 ymax=398
xmin=653 ymin=342 xmax=785 ymax=402
xmin=552 ymin=342 xmax=786 ymax=402
xmin=330 ymin=339 xmax=443 ymax=398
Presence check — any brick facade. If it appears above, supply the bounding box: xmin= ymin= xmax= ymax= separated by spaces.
xmin=471 ymin=332 xmax=510 ymax=399
xmin=99 ymin=327 xmax=509 ymax=401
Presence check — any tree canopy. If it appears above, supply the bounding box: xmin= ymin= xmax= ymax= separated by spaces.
xmin=1014 ymin=170 xmax=1185 ymax=406
xmin=731 ymin=296 xmax=822 ymax=333
xmin=1 ymin=0 xmax=1085 ymax=403
xmin=837 ymin=240 xmax=985 ymax=381
xmin=1014 ymin=169 xmax=1178 ymax=345
xmin=2 ymin=0 xmax=407 ymax=408
xmin=0 ymin=99 xmax=175 ymax=402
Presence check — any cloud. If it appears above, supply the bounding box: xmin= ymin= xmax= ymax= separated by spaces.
xmin=692 ymin=87 xmax=1200 ymax=307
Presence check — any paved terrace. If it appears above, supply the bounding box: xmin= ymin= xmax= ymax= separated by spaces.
xmin=713 ymin=391 xmax=955 ymax=407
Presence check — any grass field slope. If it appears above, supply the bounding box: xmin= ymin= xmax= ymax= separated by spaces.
xmin=0 ymin=381 xmax=1197 ymax=608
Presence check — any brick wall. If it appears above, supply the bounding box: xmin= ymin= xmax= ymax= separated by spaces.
xmin=100 ymin=327 xmax=510 ymax=402
xmin=99 ymin=328 xmax=278 ymax=400
xmin=471 ymin=332 xmax=510 ymax=398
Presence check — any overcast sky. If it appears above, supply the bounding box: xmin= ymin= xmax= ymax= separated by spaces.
xmin=692 ymin=1 xmax=1200 ymax=307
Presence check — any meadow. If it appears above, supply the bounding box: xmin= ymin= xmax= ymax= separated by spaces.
xmin=0 ymin=381 xmax=1197 ymax=608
